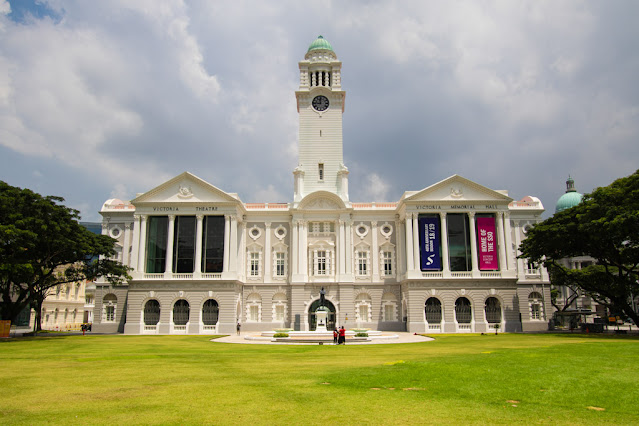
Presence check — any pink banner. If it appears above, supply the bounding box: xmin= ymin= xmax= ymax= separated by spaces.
xmin=477 ymin=217 xmax=498 ymax=270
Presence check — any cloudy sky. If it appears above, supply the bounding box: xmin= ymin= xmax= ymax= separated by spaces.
xmin=1 ymin=1 xmax=638 ymax=222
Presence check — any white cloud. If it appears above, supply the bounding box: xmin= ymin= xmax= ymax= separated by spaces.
xmin=360 ymin=173 xmax=391 ymax=202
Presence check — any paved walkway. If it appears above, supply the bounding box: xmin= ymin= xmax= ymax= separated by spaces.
xmin=211 ymin=332 xmax=434 ymax=345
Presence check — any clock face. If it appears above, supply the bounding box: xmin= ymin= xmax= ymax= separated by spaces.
xmin=312 ymin=95 xmax=329 ymax=111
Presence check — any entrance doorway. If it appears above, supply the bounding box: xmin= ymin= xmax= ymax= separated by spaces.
xmin=308 ymin=300 xmax=336 ymax=331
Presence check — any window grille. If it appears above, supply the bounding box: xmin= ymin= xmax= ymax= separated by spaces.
xmin=484 ymin=297 xmax=502 ymax=323
xmin=425 ymin=298 xmax=442 ymax=323
xmin=455 ymin=297 xmax=472 ymax=324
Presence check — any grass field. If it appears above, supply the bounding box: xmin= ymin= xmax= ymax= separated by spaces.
xmin=1 ymin=333 xmax=638 ymax=425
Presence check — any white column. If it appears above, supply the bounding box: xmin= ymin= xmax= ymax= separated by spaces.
xmin=264 ymin=222 xmax=272 ymax=282
xmin=371 ymin=221 xmax=380 ymax=282
xmin=468 ymin=212 xmax=479 ymax=275
xmin=412 ymin=214 xmax=420 ymax=272
xmin=123 ymin=222 xmax=132 ymax=268
xmin=513 ymin=221 xmax=525 ymax=280
xmin=395 ymin=216 xmax=403 ymax=275
xmin=239 ymin=219 xmax=246 ymax=280
xmin=223 ymin=215 xmax=230 ymax=273
xmin=291 ymin=219 xmax=299 ymax=276
xmin=405 ymin=213 xmax=414 ymax=272
xmin=440 ymin=212 xmax=450 ymax=275
xmin=496 ymin=212 xmax=507 ymax=271
xmin=229 ymin=215 xmax=238 ymax=273
xmin=164 ymin=215 xmax=176 ymax=276
xmin=131 ymin=215 xmax=141 ymax=272
xmin=339 ymin=220 xmax=346 ymax=276
xmin=194 ymin=215 xmax=203 ymax=275
xmin=503 ymin=212 xmax=515 ymax=271
xmin=138 ymin=215 xmax=148 ymax=273
xmin=345 ymin=218 xmax=353 ymax=275
xmin=300 ymin=221 xmax=308 ymax=277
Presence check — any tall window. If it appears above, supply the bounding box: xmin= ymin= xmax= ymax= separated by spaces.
xmin=173 ymin=216 xmax=196 ymax=273
xmin=275 ymin=305 xmax=285 ymax=321
xmin=249 ymin=305 xmax=259 ymax=322
xmin=384 ymin=304 xmax=395 ymax=322
xmin=425 ymin=298 xmax=442 ymax=323
xmin=103 ymin=294 xmax=117 ymax=323
xmin=484 ymin=297 xmax=502 ymax=324
xmin=358 ymin=304 xmax=369 ymax=322
xmin=144 ymin=300 xmax=160 ymax=325
xmin=250 ymin=252 xmax=260 ymax=277
xmin=317 ymin=250 xmax=327 ymax=275
xmin=202 ymin=216 xmax=224 ymax=273
xmin=202 ymin=299 xmax=219 ymax=325
xmin=382 ymin=251 xmax=393 ymax=276
xmin=447 ymin=214 xmax=471 ymax=272
xmin=455 ymin=297 xmax=472 ymax=324
xmin=146 ymin=216 xmax=168 ymax=273
xmin=275 ymin=252 xmax=286 ymax=277
xmin=173 ymin=300 xmax=190 ymax=325
xmin=357 ymin=251 xmax=369 ymax=276
xmin=318 ymin=163 xmax=324 ymax=181
xmin=529 ymin=292 xmax=544 ymax=320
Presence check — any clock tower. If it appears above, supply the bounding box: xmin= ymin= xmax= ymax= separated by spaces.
xmin=294 ymin=36 xmax=349 ymax=204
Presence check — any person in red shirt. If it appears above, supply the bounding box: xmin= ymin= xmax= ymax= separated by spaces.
xmin=333 ymin=328 xmax=338 ymax=345
xmin=338 ymin=326 xmax=346 ymax=344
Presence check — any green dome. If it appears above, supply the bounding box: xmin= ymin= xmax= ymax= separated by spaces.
xmin=307 ymin=35 xmax=333 ymax=52
xmin=555 ymin=191 xmax=583 ymax=213
xmin=555 ymin=175 xmax=583 ymax=213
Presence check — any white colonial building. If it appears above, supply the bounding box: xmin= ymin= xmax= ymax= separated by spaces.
xmin=93 ymin=36 xmax=550 ymax=335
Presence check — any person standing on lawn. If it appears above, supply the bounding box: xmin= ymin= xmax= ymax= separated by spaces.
xmin=339 ymin=326 xmax=346 ymax=344
xmin=333 ymin=327 xmax=338 ymax=344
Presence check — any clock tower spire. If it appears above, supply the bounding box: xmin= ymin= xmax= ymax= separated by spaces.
xmin=294 ymin=36 xmax=348 ymax=204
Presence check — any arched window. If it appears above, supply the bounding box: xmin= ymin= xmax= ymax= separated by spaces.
xmin=425 ymin=298 xmax=442 ymax=323
xmin=485 ymin=297 xmax=502 ymax=324
xmin=144 ymin=300 xmax=160 ymax=325
xmin=202 ymin=300 xmax=219 ymax=325
xmin=528 ymin=292 xmax=544 ymax=320
xmin=173 ymin=300 xmax=190 ymax=325
xmin=103 ymin=293 xmax=117 ymax=323
xmin=455 ymin=297 xmax=472 ymax=324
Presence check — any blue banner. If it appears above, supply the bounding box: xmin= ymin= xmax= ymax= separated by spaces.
xmin=419 ymin=216 xmax=442 ymax=270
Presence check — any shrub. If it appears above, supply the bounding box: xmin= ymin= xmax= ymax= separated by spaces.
xmin=355 ymin=332 xmax=368 ymax=337
xmin=273 ymin=333 xmax=289 ymax=338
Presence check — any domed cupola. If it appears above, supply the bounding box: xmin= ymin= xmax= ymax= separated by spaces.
xmin=307 ymin=35 xmax=334 ymax=53
xmin=555 ymin=175 xmax=583 ymax=213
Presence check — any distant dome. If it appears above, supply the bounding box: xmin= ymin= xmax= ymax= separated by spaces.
xmin=555 ymin=176 xmax=583 ymax=213
xmin=307 ymin=35 xmax=333 ymax=52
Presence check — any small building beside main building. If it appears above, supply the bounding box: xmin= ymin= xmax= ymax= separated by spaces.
xmin=93 ymin=36 xmax=551 ymax=335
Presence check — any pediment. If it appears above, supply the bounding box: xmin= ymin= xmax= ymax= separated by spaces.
xmin=132 ymin=172 xmax=240 ymax=204
xmin=298 ymin=191 xmax=346 ymax=210
xmin=405 ymin=175 xmax=512 ymax=203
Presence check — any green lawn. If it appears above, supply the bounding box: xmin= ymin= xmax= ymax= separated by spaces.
xmin=1 ymin=333 xmax=638 ymax=425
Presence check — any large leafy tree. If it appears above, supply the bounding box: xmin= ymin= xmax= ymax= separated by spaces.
xmin=0 ymin=181 xmax=130 ymax=329
xmin=519 ymin=170 xmax=639 ymax=325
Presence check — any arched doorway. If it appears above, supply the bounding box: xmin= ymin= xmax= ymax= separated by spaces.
xmin=308 ymin=300 xmax=336 ymax=331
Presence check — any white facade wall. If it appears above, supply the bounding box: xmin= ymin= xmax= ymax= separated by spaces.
xmin=93 ymin=38 xmax=550 ymax=334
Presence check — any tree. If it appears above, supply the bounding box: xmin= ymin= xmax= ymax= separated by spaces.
xmin=519 ymin=170 xmax=639 ymax=326
xmin=0 ymin=181 xmax=130 ymax=330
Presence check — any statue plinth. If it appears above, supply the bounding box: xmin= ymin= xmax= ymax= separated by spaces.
xmin=315 ymin=306 xmax=329 ymax=332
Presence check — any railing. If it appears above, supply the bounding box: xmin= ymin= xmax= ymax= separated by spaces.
xmin=143 ymin=325 xmax=157 ymax=333
xmin=480 ymin=271 xmax=502 ymax=278
xmin=457 ymin=324 xmax=472 ymax=332
xmin=202 ymin=273 xmax=222 ymax=279
xmin=428 ymin=324 xmax=441 ymax=330
xmin=173 ymin=325 xmax=187 ymax=332
xmin=172 ymin=273 xmax=193 ymax=279
xmin=351 ymin=202 xmax=398 ymax=209
xmin=144 ymin=273 xmax=164 ymax=279
xmin=245 ymin=203 xmax=289 ymax=209
xmin=422 ymin=272 xmax=443 ymax=278
xmin=451 ymin=272 xmax=472 ymax=278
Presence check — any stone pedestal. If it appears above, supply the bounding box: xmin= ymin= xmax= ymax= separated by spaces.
xmin=315 ymin=307 xmax=329 ymax=332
